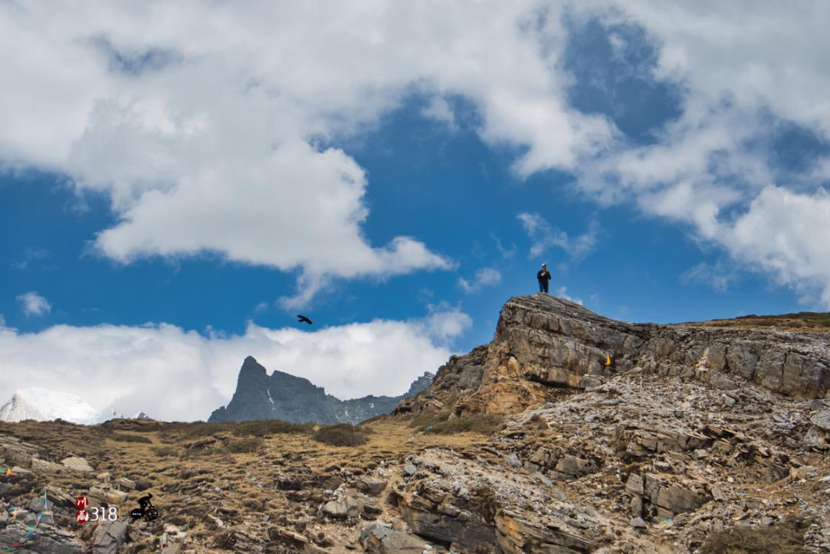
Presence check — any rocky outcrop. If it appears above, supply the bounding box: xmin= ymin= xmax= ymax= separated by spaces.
xmin=360 ymin=523 xmax=429 ymax=553
xmin=389 ymin=451 xmax=609 ymax=554
xmin=209 ymin=356 xmax=434 ymax=424
xmin=397 ymin=295 xmax=830 ymax=416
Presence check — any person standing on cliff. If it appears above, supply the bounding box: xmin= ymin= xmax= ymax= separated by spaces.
xmin=537 ymin=263 xmax=551 ymax=293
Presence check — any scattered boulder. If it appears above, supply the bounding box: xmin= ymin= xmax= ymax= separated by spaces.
xmin=550 ymin=455 xmax=596 ymax=480
xmin=319 ymin=489 xmax=362 ymax=519
xmin=31 ymin=458 xmax=64 ymax=473
xmin=811 ymin=410 xmax=830 ymax=432
xmin=357 ymin=476 xmax=387 ymax=497
xmin=268 ymin=527 xmax=330 ymax=554
xmin=631 ymin=517 xmax=647 ymax=529
xmin=115 ymin=477 xmax=136 ymax=491
xmin=360 ymin=523 xmax=429 ymax=554
xmin=504 ymin=453 xmax=522 ymax=469
xmin=61 ymin=456 xmax=94 ymax=472
xmin=92 ymin=520 xmax=129 ymax=554
xmin=104 ymin=489 xmax=129 ymax=505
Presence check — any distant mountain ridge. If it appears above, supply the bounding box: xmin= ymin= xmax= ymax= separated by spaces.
xmin=0 ymin=388 xmax=151 ymax=425
xmin=0 ymin=388 xmax=105 ymax=424
xmin=208 ymin=356 xmax=434 ymax=424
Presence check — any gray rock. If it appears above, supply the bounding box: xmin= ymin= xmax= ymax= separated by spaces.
xmin=631 ymin=517 xmax=647 ymax=529
xmin=27 ymin=496 xmax=54 ymax=513
xmin=358 ymin=477 xmax=387 ymax=496
xmin=626 ymin=473 xmax=644 ymax=496
xmin=654 ymin=486 xmax=708 ymax=515
xmin=92 ymin=519 xmax=129 ymax=554
xmin=630 ymin=495 xmax=643 ymax=517
xmin=115 ymin=477 xmax=136 ymax=491
xmin=104 ymin=489 xmax=129 ymax=505
xmin=505 ymin=453 xmax=522 ymax=469
xmin=160 ymin=543 xmax=181 ymax=554
xmin=31 ymin=458 xmax=64 ymax=473
xmin=552 ymin=455 xmax=595 ymax=479
xmin=804 ymin=426 xmax=828 ymax=448
xmin=320 ymin=490 xmax=361 ymax=519
xmin=403 ymin=463 xmax=418 ymax=476
xmin=810 ymin=410 xmax=830 ymax=432
xmin=0 ymin=522 xmax=84 ymax=554
xmin=360 ymin=523 xmax=428 ymax=554
xmin=60 ymin=457 xmax=94 ymax=472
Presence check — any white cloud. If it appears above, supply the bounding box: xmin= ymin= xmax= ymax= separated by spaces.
xmin=718 ymin=186 xmax=830 ymax=306
xmin=680 ymin=260 xmax=739 ymax=293
xmin=554 ymin=286 xmax=583 ymax=305
xmin=566 ymin=1 xmax=830 ymax=306
xmin=422 ymin=96 xmax=457 ymax=130
xmin=493 ymin=234 xmax=517 ymax=259
xmin=0 ymin=1 xmax=612 ymax=305
xmin=417 ymin=304 xmax=473 ymax=344
xmin=3 ymin=0 xmax=830 ymax=307
xmin=0 ymin=307 xmax=469 ymax=422
xmin=16 ymin=292 xmax=52 ymax=317
xmin=458 ymin=267 xmax=502 ymax=294
xmin=517 ymin=213 xmax=600 ymax=265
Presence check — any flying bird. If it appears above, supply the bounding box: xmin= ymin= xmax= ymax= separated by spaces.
xmin=297 ymin=315 xmax=313 ymax=325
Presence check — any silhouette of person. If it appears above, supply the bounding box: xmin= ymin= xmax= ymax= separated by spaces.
xmin=138 ymin=493 xmax=153 ymax=513
xmin=537 ymin=263 xmax=551 ymax=293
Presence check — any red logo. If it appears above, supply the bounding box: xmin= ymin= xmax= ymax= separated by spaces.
xmin=74 ymin=496 xmax=89 ymax=524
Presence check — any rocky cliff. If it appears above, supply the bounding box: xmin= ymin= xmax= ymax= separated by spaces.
xmin=397 ymin=294 xmax=830 ymax=417
xmin=209 ymin=356 xmax=433 ymax=424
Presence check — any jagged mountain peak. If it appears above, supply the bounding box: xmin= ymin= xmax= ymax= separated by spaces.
xmin=209 ymin=357 xmax=433 ymax=424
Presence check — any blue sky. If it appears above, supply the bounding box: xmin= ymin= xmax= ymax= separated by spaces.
xmin=1 ymin=2 xmax=829 ymax=420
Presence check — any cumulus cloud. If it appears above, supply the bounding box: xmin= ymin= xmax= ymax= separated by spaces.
xmin=0 ymin=307 xmax=469 ymax=421
xmin=719 ymin=186 xmax=830 ymax=306
xmin=3 ymin=0 xmax=830 ymax=307
xmin=16 ymin=292 xmax=51 ymax=317
xmin=517 ymin=213 xmax=600 ymax=266
xmin=0 ymin=1 xmax=611 ymax=305
xmin=568 ymin=1 xmax=830 ymax=306
xmin=458 ymin=268 xmax=502 ymax=294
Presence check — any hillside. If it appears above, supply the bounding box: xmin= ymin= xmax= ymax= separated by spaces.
xmin=0 ymin=295 xmax=828 ymax=554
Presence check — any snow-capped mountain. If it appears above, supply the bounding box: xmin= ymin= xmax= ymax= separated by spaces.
xmin=0 ymin=387 xmax=100 ymax=424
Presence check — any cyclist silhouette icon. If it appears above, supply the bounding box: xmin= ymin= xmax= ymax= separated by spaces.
xmin=129 ymin=494 xmax=159 ymax=522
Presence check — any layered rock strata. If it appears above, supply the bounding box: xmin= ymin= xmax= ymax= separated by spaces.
xmin=397 ymin=294 xmax=830 ymax=416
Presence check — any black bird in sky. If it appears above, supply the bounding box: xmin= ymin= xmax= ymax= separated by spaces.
xmin=297 ymin=315 xmax=313 ymax=325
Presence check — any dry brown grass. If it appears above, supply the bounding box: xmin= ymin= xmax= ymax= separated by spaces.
xmin=0 ymin=416 xmax=491 ymax=553
xmin=692 ymin=312 xmax=830 ymax=333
